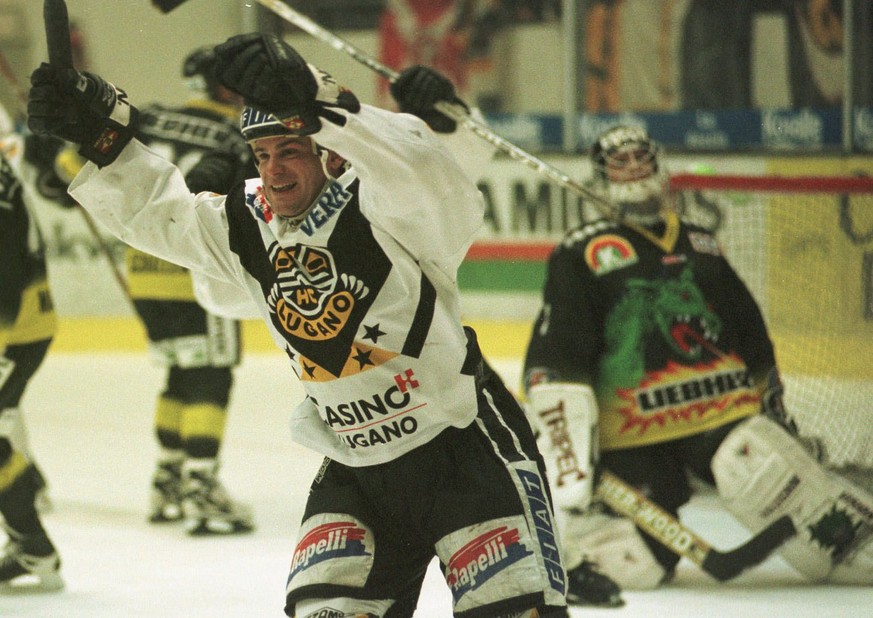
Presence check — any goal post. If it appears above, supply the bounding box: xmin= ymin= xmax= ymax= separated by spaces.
xmin=668 ymin=172 xmax=873 ymax=469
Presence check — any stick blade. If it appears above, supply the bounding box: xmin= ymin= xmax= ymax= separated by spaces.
xmin=702 ymin=515 xmax=797 ymax=581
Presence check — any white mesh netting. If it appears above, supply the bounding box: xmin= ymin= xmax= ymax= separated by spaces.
xmin=671 ymin=173 xmax=873 ymax=469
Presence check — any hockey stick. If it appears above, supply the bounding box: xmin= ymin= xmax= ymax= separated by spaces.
xmin=596 ymin=469 xmax=796 ymax=581
xmin=42 ymin=0 xmax=131 ymax=300
xmin=253 ymin=0 xmax=615 ymax=218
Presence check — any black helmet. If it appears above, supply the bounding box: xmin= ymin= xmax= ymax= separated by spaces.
xmin=182 ymin=46 xmax=220 ymax=99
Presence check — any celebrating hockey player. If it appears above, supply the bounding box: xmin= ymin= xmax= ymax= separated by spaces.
xmin=28 ymin=34 xmax=578 ymax=616
xmin=523 ymin=124 xmax=873 ymax=594
xmin=0 ymin=143 xmax=61 ymax=590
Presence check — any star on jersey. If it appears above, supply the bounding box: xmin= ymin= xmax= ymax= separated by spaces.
xmin=363 ymin=323 xmax=386 ymax=344
xmin=352 ymin=347 xmax=374 ymax=369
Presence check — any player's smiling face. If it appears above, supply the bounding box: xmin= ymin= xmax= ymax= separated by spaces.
xmin=251 ymin=136 xmax=327 ymax=218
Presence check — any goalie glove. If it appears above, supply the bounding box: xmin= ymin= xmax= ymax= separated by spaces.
xmin=389 ymin=65 xmax=469 ymax=133
xmin=213 ymin=33 xmax=360 ymax=137
xmin=759 ymin=366 xmax=826 ymax=461
xmin=27 ymin=63 xmax=139 ymax=168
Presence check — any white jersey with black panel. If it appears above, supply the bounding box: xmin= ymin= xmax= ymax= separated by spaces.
xmin=70 ymin=104 xmax=486 ymax=467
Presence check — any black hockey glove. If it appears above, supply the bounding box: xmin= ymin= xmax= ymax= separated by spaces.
xmin=759 ymin=366 xmax=827 ymax=461
xmin=389 ymin=65 xmax=469 ymax=133
xmin=213 ymin=33 xmax=360 ymax=137
xmin=27 ymin=63 xmax=139 ymax=168
xmin=760 ymin=367 xmax=794 ymax=433
xmin=185 ymin=149 xmax=248 ymax=195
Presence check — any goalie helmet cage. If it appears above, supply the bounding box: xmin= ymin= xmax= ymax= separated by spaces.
xmin=668 ymin=172 xmax=873 ymax=470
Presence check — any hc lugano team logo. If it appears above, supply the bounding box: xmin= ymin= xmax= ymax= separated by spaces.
xmin=266 ymin=242 xmax=369 ymax=341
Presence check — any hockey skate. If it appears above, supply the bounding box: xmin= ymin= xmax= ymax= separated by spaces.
xmin=181 ymin=463 xmax=254 ymax=536
xmin=0 ymin=529 xmax=63 ymax=592
xmin=149 ymin=459 xmax=184 ymax=523
xmin=566 ymin=560 xmax=624 ymax=608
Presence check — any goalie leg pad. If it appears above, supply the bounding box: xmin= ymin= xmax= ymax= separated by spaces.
xmin=712 ymin=415 xmax=873 ymax=583
xmin=526 ymin=383 xmax=598 ymax=511
xmin=555 ymin=507 xmax=666 ymax=590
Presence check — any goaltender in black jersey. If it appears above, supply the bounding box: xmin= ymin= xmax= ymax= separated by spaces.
xmin=523 ymin=125 xmax=873 ymax=596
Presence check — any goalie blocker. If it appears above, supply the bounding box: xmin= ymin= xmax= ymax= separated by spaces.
xmin=525 ymin=383 xmax=598 ymax=511
xmin=713 ymin=415 xmax=873 ymax=584
xmin=526 ymin=383 xmax=665 ymax=590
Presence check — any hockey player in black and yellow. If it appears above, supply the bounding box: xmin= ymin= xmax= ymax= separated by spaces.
xmin=0 ymin=141 xmax=62 ymax=590
xmin=48 ymin=47 xmax=255 ymax=535
xmin=126 ymin=48 xmax=255 ymax=536
xmin=523 ymin=125 xmax=873 ymax=595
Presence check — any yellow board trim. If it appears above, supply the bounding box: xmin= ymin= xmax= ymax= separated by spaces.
xmin=49 ymin=318 xmax=871 ymax=381
xmin=51 ymin=318 xmax=534 ymax=357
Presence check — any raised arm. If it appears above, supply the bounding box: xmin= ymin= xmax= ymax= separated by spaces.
xmin=27 ymin=62 xmax=246 ymax=286
xmin=211 ymin=34 xmax=484 ymax=270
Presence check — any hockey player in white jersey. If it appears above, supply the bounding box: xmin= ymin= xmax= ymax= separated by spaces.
xmin=28 ymin=34 xmax=581 ymax=616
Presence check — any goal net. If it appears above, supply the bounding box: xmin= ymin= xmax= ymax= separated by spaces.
xmin=669 ymin=173 xmax=873 ymax=471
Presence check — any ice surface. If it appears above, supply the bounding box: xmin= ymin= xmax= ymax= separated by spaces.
xmin=2 ymin=353 xmax=869 ymax=617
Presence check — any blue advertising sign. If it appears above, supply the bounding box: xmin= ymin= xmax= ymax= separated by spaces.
xmin=485 ymin=108 xmax=862 ymax=153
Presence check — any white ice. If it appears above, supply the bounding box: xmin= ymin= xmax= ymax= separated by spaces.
xmin=2 ymin=352 xmax=869 ymax=617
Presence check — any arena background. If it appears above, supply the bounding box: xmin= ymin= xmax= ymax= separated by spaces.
xmin=2 ymin=1 xmax=869 ymax=360
xmin=1 ymin=1 xmax=872 ymax=616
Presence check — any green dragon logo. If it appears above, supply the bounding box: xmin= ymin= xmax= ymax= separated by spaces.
xmin=598 ymin=265 xmax=723 ymax=393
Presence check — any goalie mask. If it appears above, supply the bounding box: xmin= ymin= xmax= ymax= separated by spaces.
xmin=591 ymin=125 xmax=668 ymax=225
